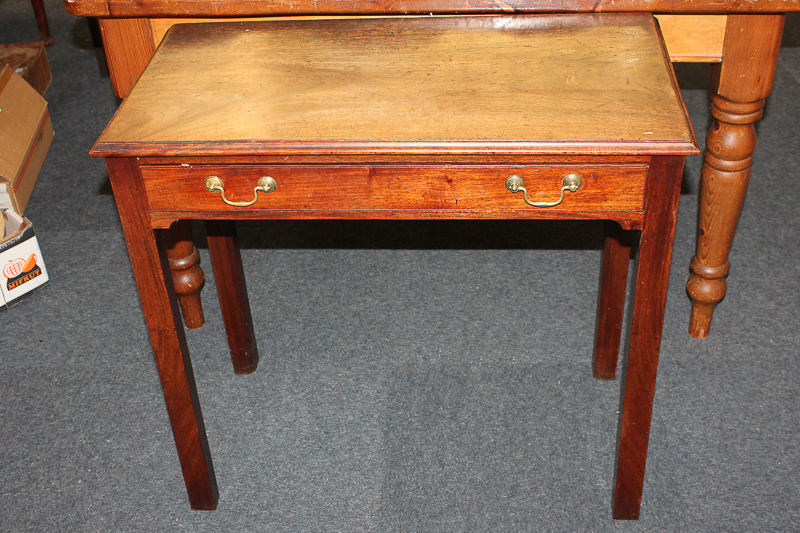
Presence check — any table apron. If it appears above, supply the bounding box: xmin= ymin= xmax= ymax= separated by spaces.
xmin=140 ymin=164 xmax=648 ymax=229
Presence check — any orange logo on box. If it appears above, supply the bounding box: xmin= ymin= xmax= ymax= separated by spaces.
xmin=4 ymin=254 xmax=41 ymax=290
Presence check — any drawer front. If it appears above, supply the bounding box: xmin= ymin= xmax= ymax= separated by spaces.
xmin=141 ymin=164 xmax=647 ymax=214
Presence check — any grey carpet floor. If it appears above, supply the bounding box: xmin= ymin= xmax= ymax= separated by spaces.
xmin=1 ymin=2 xmax=799 ymax=531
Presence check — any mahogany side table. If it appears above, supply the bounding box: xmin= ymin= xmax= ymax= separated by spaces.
xmin=91 ymin=14 xmax=698 ymax=519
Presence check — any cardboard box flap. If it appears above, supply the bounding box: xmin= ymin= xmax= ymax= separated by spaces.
xmin=0 ymin=65 xmax=48 ymax=186
xmin=1 ymin=209 xmax=31 ymax=251
xmin=1 ymin=209 xmax=48 ymax=308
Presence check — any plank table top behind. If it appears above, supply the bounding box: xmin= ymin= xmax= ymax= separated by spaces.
xmin=64 ymin=0 xmax=800 ymax=18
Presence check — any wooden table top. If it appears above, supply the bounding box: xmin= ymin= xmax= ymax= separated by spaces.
xmin=93 ymin=14 xmax=697 ymax=158
xmin=64 ymin=0 xmax=800 ymax=18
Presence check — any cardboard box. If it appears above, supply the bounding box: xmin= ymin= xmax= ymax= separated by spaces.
xmin=0 ymin=42 xmax=52 ymax=96
xmin=0 ymin=209 xmax=48 ymax=309
xmin=0 ymin=64 xmax=54 ymax=215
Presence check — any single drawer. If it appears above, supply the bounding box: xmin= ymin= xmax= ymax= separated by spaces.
xmin=140 ymin=164 xmax=647 ymax=215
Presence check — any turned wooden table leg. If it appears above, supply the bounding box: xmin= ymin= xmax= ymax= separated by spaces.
xmin=687 ymin=96 xmax=763 ymax=337
xmin=614 ymin=156 xmax=684 ymax=520
xmin=107 ymin=158 xmax=218 ymax=510
xmin=593 ymin=221 xmax=632 ymax=380
xmin=164 ymin=221 xmax=206 ymax=329
xmin=687 ymin=14 xmax=784 ymax=338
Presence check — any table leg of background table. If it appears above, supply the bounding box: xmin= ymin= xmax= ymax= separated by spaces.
xmin=164 ymin=220 xmax=205 ymax=329
xmin=86 ymin=18 xmax=110 ymax=77
xmin=205 ymin=220 xmax=259 ymax=374
xmin=687 ymin=14 xmax=784 ymax=338
xmin=98 ymin=18 xmax=154 ymax=99
xmin=29 ymin=0 xmax=53 ymax=45
xmin=593 ymin=221 xmax=631 ymax=380
xmin=107 ymin=158 xmax=218 ymax=510
xmin=613 ymin=156 xmax=683 ymax=520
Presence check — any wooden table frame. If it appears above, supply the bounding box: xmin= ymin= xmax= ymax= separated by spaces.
xmin=105 ymin=155 xmax=688 ymax=518
xmin=91 ymin=15 xmax=698 ymax=519
xmin=62 ymin=0 xmax=793 ymax=339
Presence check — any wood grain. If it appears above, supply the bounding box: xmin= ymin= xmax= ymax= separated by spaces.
xmin=713 ymin=14 xmax=785 ymax=102
xmin=149 ymin=15 xmax=456 ymax=47
xmin=64 ymin=0 xmax=800 ymax=18
xmin=98 ymin=18 xmax=155 ymax=98
xmin=687 ymin=97 xmax=763 ymax=338
xmin=593 ymin=221 xmax=632 ymax=380
xmin=654 ymin=15 xmax=725 ymax=62
xmin=687 ymin=14 xmax=784 ymax=338
xmin=140 ymin=164 xmax=648 ymax=213
xmin=163 ymin=219 xmax=205 ymax=329
xmin=205 ymin=220 xmax=259 ymax=374
xmin=93 ymin=15 xmax=696 ymax=157
xmin=613 ymin=155 xmax=684 ymax=519
xmin=149 ymin=14 xmax=728 ymax=63
xmin=106 ymin=157 xmax=218 ymax=510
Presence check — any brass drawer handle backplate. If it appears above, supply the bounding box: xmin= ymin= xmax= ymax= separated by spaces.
xmin=505 ymin=173 xmax=583 ymax=208
xmin=204 ymin=175 xmax=277 ymax=207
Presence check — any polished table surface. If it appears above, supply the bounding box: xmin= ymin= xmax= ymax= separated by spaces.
xmin=95 ymin=17 xmax=693 ymax=154
xmin=92 ymin=14 xmax=696 ymax=518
